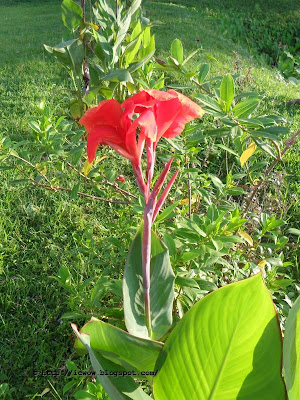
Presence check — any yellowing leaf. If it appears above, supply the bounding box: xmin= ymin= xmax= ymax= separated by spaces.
xmin=258 ymin=259 xmax=267 ymax=268
xmin=238 ymin=231 xmax=253 ymax=246
xmin=180 ymin=196 xmax=197 ymax=205
xmin=240 ymin=141 xmax=257 ymax=166
xmin=35 ymin=163 xmax=47 ymax=175
xmin=81 ymin=159 xmax=93 ymax=176
xmin=180 ymin=198 xmax=189 ymax=205
xmin=85 ymin=22 xmax=99 ymax=30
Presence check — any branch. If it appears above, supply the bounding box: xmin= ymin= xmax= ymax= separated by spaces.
xmin=190 ymin=77 xmax=212 ymax=95
xmin=30 ymin=181 xmax=131 ymax=205
xmin=66 ymin=162 xmax=137 ymax=200
xmin=10 ymin=153 xmax=51 ymax=184
xmin=243 ymin=130 xmax=300 ymax=215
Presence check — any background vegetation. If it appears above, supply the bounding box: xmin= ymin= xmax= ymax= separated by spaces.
xmin=0 ymin=0 xmax=299 ymax=398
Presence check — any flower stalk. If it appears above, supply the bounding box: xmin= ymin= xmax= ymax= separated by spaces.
xmin=134 ymin=155 xmax=178 ymax=338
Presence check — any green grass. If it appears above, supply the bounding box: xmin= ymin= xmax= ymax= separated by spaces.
xmin=0 ymin=0 xmax=299 ymax=399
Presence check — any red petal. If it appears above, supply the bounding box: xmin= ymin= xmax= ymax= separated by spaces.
xmin=163 ymin=90 xmax=205 ymax=138
xmin=137 ymin=109 xmax=157 ymax=142
xmin=155 ymin=97 xmax=182 ymax=140
xmin=87 ymin=125 xmax=123 ymax=162
xmin=168 ymin=90 xmax=205 ymax=119
xmin=122 ymin=91 xmax=155 ymax=114
xmin=79 ymin=100 xmax=123 ymax=132
xmin=145 ymin=89 xmax=177 ymax=101
xmin=125 ymin=119 xmax=140 ymax=164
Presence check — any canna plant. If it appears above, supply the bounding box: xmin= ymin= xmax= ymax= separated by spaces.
xmin=78 ymin=88 xmax=205 ymax=338
xmin=71 ymin=89 xmax=299 ymax=399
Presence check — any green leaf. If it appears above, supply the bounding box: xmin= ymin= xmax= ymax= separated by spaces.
xmin=62 ymin=0 xmax=83 ymax=31
xmin=155 ymin=201 xmax=179 ymax=223
xmin=72 ymin=324 xmax=152 ymax=400
xmin=63 ymin=380 xmax=77 ymax=395
xmin=125 ymin=24 xmax=142 ymax=65
xmin=196 ymin=94 xmax=224 ymax=117
xmin=129 ymin=49 xmax=155 ymax=73
xmin=153 ymin=274 xmax=285 ymax=400
xmin=74 ymin=318 xmax=162 ymax=372
xmin=215 ymin=144 xmax=238 ymax=156
xmin=123 ymin=229 xmax=175 ymax=340
xmin=220 ymin=74 xmax=235 ymax=112
xmin=195 ymin=278 xmax=217 ymax=291
xmin=175 ymin=276 xmax=199 ymax=288
xmin=71 ymin=183 xmax=80 ymax=199
xmin=198 ymin=63 xmax=210 ymax=84
xmin=126 ymin=0 xmax=142 ymax=17
xmin=10 ymin=179 xmax=29 ymax=186
xmin=44 ymin=39 xmax=83 ymax=75
xmin=101 ymin=69 xmax=134 ymax=84
xmin=70 ymin=98 xmax=82 ymax=120
xmin=252 ymin=126 xmax=289 ymax=141
xmin=28 ymin=120 xmax=41 ymax=133
xmin=138 ymin=33 xmax=155 ymax=62
xmin=170 ymin=39 xmax=183 ymax=64
xmin=287 ymin=228 xmax=300 ymax=236
xmin=231 ymin=98 xmax=260 ymax=118
xmin=283 ymin=295 xmax=300 ymax=400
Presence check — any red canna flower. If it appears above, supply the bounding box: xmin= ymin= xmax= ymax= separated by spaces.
xmin=79 ymin=90 xmax=204 ymax=166
xmin=121 ymin=89 xmax=205 ymax=146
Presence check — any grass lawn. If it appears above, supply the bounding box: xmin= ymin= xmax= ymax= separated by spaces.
xmin=0 ymin=0 xmax=299 ymax=398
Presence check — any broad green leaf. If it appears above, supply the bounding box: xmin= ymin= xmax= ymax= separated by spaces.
xmin=231 ymin=98 xmax=260 ymax=118
xmin=283 ymin=295 xmax=300 ymax=400
xmin=153 ymin=274 xmax=285 ymax=400
xmin=74 ymin=317 xmax=162 ymax=372
xmin=123 ymin=229 xmax=175 ymax=340
xmin=72 ymin=324 xmax=152 ymax=400
xmin=220 ymin=74 xmax=235 ymax=112
xmin=240 ymin=141 xmax=257 ymax=166
xmin=62 ymin=0 xmax=83 ymax=31
xmin=170 ymin=39 xmax=183 ymax=64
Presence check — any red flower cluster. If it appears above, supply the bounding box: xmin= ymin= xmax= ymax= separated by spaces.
xmin=79 ymin=89 xmax=204 ymax=165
